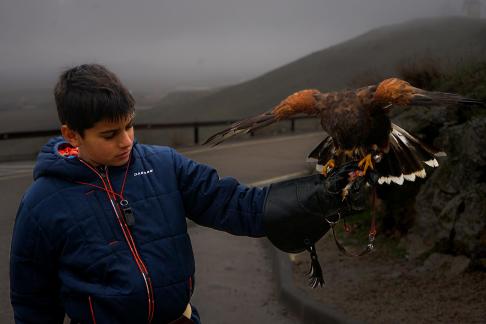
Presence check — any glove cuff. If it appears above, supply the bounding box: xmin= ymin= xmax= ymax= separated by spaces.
xmin=263 ymin=174 xmax=343 ymax=253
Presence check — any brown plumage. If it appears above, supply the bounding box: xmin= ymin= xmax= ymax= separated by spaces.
xmin=204 ymin=78 xmax=484 ymax=185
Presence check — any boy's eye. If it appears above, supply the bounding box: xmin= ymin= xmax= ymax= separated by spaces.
xmin=126 ymin=123 xmax=134 ymax=130
xmin=102 ymin=132 xmax=116 ymax=139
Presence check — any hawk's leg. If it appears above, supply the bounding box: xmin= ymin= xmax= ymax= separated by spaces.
xmin=357 ymin=153 xmax=374 ymax=176
xmin=321 ymin=159 xmax=335 ymax=176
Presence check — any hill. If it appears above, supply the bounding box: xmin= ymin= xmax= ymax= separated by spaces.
xmin=139 ymin=88 xmax=218 ymax=121
xmin=141 ymin=16 xmax=486 ymax=123
xmin=1 ymin=16 xmax=485 ymax=132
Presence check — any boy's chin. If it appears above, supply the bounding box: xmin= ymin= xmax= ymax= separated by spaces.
xmin=110 ymin=158 xmax=130 ymax=167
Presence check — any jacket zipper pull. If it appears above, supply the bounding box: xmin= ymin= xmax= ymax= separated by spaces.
xmin=120 ymin=199 xmax=135 ymax=227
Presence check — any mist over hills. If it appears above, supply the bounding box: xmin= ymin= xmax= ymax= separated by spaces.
xmin=1 ymin=16 xmax=485 ymax=132
xmin=138 ymin=16 xmax=486 ymax=124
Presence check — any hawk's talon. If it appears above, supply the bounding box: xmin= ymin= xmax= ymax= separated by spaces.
xmin=321 ymin=159 xmax=335 ymax=176
xmin=357 ymin=154 xmax=373 ymax=176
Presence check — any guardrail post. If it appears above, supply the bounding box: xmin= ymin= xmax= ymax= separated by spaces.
xmin=194 ymin=125 xmax=199 ymax=144
xmin=291 ymin=119 xmax=295 ymax=132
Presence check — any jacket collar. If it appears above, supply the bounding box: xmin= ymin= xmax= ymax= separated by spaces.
xmin=33 ymin=136 xmax=136 ymax=182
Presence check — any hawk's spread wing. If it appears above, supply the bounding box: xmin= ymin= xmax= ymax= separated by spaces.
xmin=204 ymin=89 xmax=321 ymax=145
xmin=373 ymin=78 xmax=482 ymax=107
xmin=204 ymin=78 xmax=484 ymax=146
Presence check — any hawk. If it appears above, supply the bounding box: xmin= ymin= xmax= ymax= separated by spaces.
xmin=204 ymin=78 xmax=484 ymax=186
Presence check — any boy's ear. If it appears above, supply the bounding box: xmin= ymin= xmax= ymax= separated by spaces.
xmin=61 ymin=125 xmax=82 ymax=147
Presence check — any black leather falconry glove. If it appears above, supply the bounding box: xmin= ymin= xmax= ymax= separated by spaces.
xmin=263 ymin=161 xmax=368 ymax=288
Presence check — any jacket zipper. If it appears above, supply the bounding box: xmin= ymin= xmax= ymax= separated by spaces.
xmin=86 ymin=164 xmax=155 ymax=323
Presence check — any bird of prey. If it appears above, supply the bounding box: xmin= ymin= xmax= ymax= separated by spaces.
xmin=204 ymin=78 xmax=483 ymax=186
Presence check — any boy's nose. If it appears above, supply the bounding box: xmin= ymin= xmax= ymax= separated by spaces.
xmin=119 ymin=130 xmax=133 ymax=148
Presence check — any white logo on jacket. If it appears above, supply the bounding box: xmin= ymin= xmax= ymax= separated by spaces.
xmin=134 ymin=169 xmax=154 ymax=177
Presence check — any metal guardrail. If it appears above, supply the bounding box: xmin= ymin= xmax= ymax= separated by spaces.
xmin=0 ymin=116 xmax=313 ymax=144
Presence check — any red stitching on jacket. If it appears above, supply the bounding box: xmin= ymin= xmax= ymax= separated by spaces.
xmin=189 ymin=276 xmax=193 ymax=295
xmin=88 ymin=296 xmax=97 ymax=324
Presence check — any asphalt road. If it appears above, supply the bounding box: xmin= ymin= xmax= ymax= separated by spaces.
xmin=0 ymin=132 xmax=324 ymax=323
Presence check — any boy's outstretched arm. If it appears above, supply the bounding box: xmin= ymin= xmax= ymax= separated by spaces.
xmin=172 ymin=148 xmax=267 ymax=237
xmin=10 ymin=203 xmax=65 ymax=324
xmin=172 ymin=149 xmax=365 ymax=240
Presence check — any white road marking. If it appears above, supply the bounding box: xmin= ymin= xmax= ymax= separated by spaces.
xmin=0 ymin=172 xmax=32 ymax=181
xmin=248 ymin=170 xmax=311 ymax=187
xmin=0 ymin=162 xmax=34 ymax=180
xmin=0 ymin=162 xmax=36 ymax=180
xmin=0 ymin=164 xmax=35 ymax=169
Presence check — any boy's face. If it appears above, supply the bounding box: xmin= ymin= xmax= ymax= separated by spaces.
xmin=63 ymin=116 xmax=135 ymax=167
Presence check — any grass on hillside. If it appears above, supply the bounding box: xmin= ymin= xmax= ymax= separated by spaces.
xmin=332 ymin=209 xmax=408 ymax=259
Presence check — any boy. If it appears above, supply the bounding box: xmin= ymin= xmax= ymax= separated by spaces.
xmin=10 ymin=64 xmax=362 ymax=323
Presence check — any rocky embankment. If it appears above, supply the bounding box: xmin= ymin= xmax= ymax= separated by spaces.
xmin=385 ymin=101 xmax=486 ymax=269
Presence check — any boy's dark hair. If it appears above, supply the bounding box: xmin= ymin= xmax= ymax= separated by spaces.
xmin=54 ymin=64 xmax=135 ymax=136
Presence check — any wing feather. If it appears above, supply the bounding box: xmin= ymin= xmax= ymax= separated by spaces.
xmin=204 ymin=89 xmax=321 ymax=146
xmin=373 ymin=78 xmax=484 ymax=107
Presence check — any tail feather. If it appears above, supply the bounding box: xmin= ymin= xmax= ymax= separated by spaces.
xmin=390 ymin=132 xmax=423 ymax=174
xmin=392 ymin=124 xmax=445 ymax=164
xmin=380 ymin=140 xmax=403 ymax=178
xmin=307 ymin=136 xmax=334 ymax=162
xmin=376 ymin=123 xmax=445 ymax=185
xmin=203 ymin=112 xmax=276 ymax=146
xmin=306 ymin=125 xmax=445 ymax=185
xmin=307 ymin=136 xmax=350 ymax=174
xmin=307 ymin=126 xmax=443 ymax=185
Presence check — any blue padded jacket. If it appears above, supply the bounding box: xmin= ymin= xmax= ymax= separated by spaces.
xmin=10 ymin=137 xmax=267 ymax=323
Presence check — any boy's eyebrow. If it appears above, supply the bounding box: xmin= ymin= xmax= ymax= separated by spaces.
xmin=99 ymin=128 xmax=119 ymax=135
xmin=99 ymin=118 xmax=135 ymax=134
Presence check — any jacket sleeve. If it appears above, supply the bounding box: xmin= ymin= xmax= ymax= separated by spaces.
xmin=171 ymin=148 xmax=267 ymax=237
xmin=10 ymin=202 xmax=65 ymax=324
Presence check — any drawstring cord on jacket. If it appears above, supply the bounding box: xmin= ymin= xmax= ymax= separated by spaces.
xmin=76 ymin=154 xmax=156 ymax=323
xmin=77 ymin=156 xmax=132 ymax=201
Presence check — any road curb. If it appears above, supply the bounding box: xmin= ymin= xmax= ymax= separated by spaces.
xmin=265 ymin=241 xmax=361 ymax=324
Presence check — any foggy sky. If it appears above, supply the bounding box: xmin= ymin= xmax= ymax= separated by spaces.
xmin=0 ymin=0 xmax=471 ymax=90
